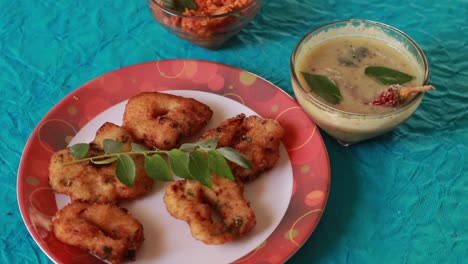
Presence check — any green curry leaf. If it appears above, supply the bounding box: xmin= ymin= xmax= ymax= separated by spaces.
xmin=145 ymin=154 xmax=173 ymax=182
xmin=179 ymin=139 xmax=218 ymax=152
xmin=208 ymin=150 xmax=234 ymax=180
xmin=180 ymin=0 xmax=196 ymax=10
xmin=217 ymin=147 xmax=252 ymax=169
xmin=167 ymin=149 xmax=192 ymax=179
xmin=103 ymin=139 xmax=124 ymax=154
xmin=189 ymin=150 xmax=212 ymax=188
xmin=301 ymin=72 xmax=343 ymax=104
xmin=116 ymin=154 xmax=135 ymax=187
xmin=178 ymin=142 xmax=198 ymax=152
xmin=162 ymin=0 xmax=196 ymax=12
xmin=69 ymin=143 xmax=89 ymax=159
xmin=131 ymin=143 xmax=149 ymax=152
xmin=90 ymin=156 xmax=118 ymax=165
xmin=196 ymin=138 xmax=217 ymax=151
xmin=365 ymin=66 xmax=415 ymax=85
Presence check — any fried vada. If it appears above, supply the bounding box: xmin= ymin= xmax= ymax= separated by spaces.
xmin=123 ymin=92 xmax=213 ymax=150
xmin=49 ymin=122 xmax=153 ymax=203
xmin=199 ymin=114 xmax=285 ymax=183
xmin=164 ymin=175 xmax=256 ymax=245
xmin=52 ymin=201 xmax=144 ymax=264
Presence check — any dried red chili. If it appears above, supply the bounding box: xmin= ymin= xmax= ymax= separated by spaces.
xmin=370 ymin=84 xmax=435 ymax=107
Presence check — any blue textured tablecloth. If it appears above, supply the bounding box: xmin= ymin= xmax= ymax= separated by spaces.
xmin=2 ymin=0 xmax=467 ymax=263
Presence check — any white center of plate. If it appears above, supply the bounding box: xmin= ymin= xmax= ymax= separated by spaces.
xmin=57 ymin=90 xmax=293 ymax=264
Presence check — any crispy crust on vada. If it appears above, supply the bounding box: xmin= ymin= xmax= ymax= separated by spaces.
xmin=52 ymin=202 xmax=144 ymax=264
xmin=123 ymin=92 xmax=213 ymax=150
xmin=164 ymin=175 xmax=256 ymax=245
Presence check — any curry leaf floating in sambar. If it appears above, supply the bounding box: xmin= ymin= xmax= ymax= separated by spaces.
xmin=365 ymin=66 xmax=415 ymax=85
xmin=301 ymin=72 xmax=343 ymax=105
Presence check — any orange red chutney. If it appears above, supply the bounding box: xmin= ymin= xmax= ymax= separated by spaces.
xmin=154 ymin=0 xmax=253 ymax=38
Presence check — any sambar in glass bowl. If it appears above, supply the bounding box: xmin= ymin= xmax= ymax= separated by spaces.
xmin=290 ymin=19 xmax=430 ymax=145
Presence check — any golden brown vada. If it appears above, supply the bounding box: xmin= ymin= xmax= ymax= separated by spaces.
xmin=199 ymin=114 xmax=285 ymax=183
xmin=52 ymin=201 xmax=144 ymax=264
xmin=164 ymin=175 xmax=256 ymax=245
xmin=49 ymin=122 xmax=153 ymax=203
xmin=123 ymin=92 xmax=213 ymax=150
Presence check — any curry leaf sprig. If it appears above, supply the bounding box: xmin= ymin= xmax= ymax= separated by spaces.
xmin=66 ymin=139 xmax=251 ymax=188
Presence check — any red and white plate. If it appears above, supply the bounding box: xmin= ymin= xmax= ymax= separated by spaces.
xmin=17 ymin=60 xmax=330 ymax=264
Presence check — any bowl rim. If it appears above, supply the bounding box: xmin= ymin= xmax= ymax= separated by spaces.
xmin=147 ymin=0 xmax=260 ymax=19
xmin=290 ymin=19 xmax=429 ymax=118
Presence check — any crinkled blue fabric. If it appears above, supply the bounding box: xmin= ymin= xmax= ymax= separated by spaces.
xmin=1 ymin=0 xmax=467 ymax=263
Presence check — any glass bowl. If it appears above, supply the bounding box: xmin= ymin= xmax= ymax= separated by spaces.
xmin=146 ymin=0 xmax=262 ymax=50
xmin=290 ymin=19 xmax=429 ymax=145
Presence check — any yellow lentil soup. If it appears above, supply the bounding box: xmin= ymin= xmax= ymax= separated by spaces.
xmin=297 ymin=36 xmax=419 ymax=114
xmin=291 ymin=20 xmax=428 ymax=144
